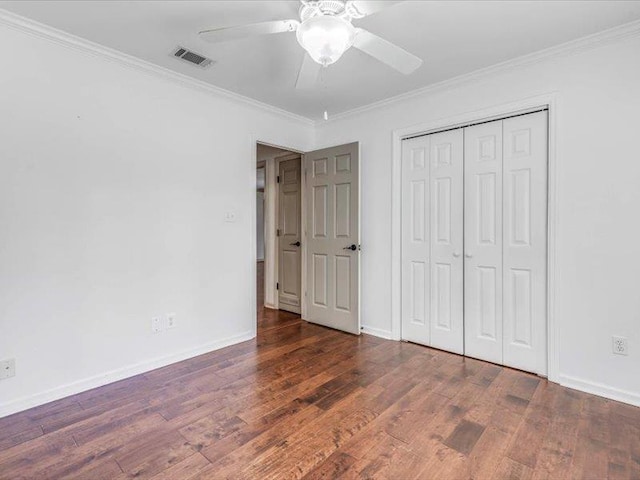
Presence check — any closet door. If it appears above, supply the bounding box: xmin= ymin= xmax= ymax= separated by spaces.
xmin=464 ymin=120 xmax=504 ymax=364
xmin=429 ymin=129 xmax=464 ymax=354
xmin=401 ymin=131 xmax=464 ymax=351
xmin=502 ymin=111 xmax=548 ymax=374
xmin=401 ymin=136 xmax=430 ymax=345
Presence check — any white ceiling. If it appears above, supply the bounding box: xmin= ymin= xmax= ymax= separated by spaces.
xmin=3 ymin=1 xmax=640 ymax=120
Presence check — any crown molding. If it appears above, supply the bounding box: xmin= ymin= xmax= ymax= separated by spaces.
xmin=321 ymin=18 xmax=640 ymax=125
xmin=0 ymin=9 xmax=315 ymax=127
xmin=2 ymin=8 xmax=639 ymax=130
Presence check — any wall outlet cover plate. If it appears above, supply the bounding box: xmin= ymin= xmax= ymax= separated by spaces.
xmin=0 ymin=359 xmax=16 ymax=380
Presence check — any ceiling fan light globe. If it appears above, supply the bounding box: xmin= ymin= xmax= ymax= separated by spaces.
xmin=296 ymin=15 xmax=356 ymax=66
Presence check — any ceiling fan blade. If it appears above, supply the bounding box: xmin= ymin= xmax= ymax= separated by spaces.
xmin=352 ymin=29 xmax=422 ymax=75
xmin=199 ymin=20 xmax=299 ymax=44
xmin=347 ymin=1 xmax=402 ymax=18
xmin=296 ymin=53 xmax=321 ymax=90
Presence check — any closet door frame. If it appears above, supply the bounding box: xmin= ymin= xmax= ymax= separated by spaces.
xmin=391 ymin=93 xmax=559 ymax=381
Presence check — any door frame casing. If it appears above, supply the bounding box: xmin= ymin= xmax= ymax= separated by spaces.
xmin=391 ymin=92 xmax=560 ymax=382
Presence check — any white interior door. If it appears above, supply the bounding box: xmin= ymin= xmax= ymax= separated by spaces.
xmin=278 ymin=157 xmax=301 ymax=314
xmin=304 ymin=142 xmax=360 ymax=334
xmin=464 ymin=120 xmax=504 ymax=365
xmin=401 ymin=136 xmax=430 ymax=345
xmin=401 ymin=131 xmax=464 ymax=352
xmin=502 ymin=111 xmax=548 ymax=374
xmin=430 ymin=129 xmax=464 ymax=354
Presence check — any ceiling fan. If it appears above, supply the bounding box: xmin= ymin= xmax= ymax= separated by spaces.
xmin=198 ymin=0 xmax=423 ymax=90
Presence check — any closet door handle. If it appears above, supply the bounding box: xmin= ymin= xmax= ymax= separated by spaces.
xmin=464 ymin=252 xmax=473 ymax=258
xmin=453 ymin=252 xmax=461 ymax=258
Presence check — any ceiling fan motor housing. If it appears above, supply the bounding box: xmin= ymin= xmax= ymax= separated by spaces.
xmin=299 ymin=0 xmax=354 ymax=22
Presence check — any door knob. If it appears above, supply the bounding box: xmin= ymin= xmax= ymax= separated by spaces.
xmin=453 ymin=251 xmax=461 ymax=258
xmin=465 ymin=252 xmax=473 ymax=258
xmin=290 ymin=241 xmax=301 ymax=247
xmin=343 ymin=244 xmax=357 ymax=251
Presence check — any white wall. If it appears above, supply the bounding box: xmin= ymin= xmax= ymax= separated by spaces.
xmin=0 ymin=23 xmax=313 ymax=417
xmin=315 ymin=34 xmax=640 ymax=405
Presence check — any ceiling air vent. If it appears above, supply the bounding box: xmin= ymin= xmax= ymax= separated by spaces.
xmin=172 ymin=46 xmax=213 ymax=68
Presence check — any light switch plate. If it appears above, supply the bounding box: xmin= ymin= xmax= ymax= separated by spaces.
xmin=224 ymin=211 xmax=237 ymax=223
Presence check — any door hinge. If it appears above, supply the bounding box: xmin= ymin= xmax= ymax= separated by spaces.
xmin=277 ymin=229 xmax=280 ymax=237
xmin=276 ymin=282 xmax=279 ymax=290
xmin=277 ymin=175 xmax=280 ymax=183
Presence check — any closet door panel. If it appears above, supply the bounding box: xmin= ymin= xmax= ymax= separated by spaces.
xmin=503 ymin=111 xmax=548 ymax=375
xmin=401 ymin=137 xmax=431 ymax=345
xmin=464 ymin=120 xmax=503 ymax=364
xmin=430 ymin=129 xmax=464 ymax=354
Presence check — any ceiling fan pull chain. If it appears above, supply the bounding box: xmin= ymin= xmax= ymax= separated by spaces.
xmin=321 ymin=64 xmax=329 ymax=121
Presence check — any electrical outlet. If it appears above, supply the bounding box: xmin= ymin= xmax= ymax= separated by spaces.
xmin=612 ymin=336 xmax=628 ymax=355
xmin=0 ymin=359 xmax=16 ymax=380
xmin=151 ymin=316 xmax=162 ymax=334
xmin=166 ymin=313 xmax=176 ymax=329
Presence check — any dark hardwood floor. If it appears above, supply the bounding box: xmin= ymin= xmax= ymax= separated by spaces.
xmin=1 ymin=265 xmax=639 ymax=479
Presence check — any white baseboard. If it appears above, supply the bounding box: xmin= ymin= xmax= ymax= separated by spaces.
xmin=559 ymin=374 xmax=640 ymax=407
xmin=0 ymin=330 xmax=254 ymax=419
xmin=361 ymin=325 xmax=393 ymax=340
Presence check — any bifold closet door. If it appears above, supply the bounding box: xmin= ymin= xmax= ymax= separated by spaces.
xmin=401 ymin=130 xmax=463 ymax=353
xmin=464 ymin=120 xmax=504 ymax=365
xmin=464 ymin=111 xmax=548 ymax=374
xmin=401 ymin=136 xmax=430 ymax=345
xmin=429 ymin=129 xmax=464 ymax=354
xmin=502 ymin=111 xmax=548 ymax=374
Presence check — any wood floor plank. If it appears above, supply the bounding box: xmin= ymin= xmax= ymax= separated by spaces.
xmin=1 ymin=270 xmax=640 ymax=479
xmin=495 ymin=456 xmax=535 ymax=480
xmin=467 ymin=425 xmax=513 ymax=479
xmin=531 ymin=388 xmax=582 ymax=480
xmin=444 ymin=419 xmax=486 ymax=455
xmin=147 ymin=452 xmax=211 ymax=480
xmin=506 ymin=380 xmax=554 ymax=469
xmin=201 ymin=404 xmax=324 ymax=476
xmin=300 ymin=451 xmax=358 ymax=480
xmin=0 ymin=425 xmax=43 ymax=451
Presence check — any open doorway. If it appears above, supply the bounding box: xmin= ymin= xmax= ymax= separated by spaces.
xmin=256 ymin=143 xmax=303 ymax=327
xmin=254 ymin=140 xmax=361 ymax=336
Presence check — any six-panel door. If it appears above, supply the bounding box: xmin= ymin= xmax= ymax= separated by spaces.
xmin=304 ymin=143 xmax=360 ymax=335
